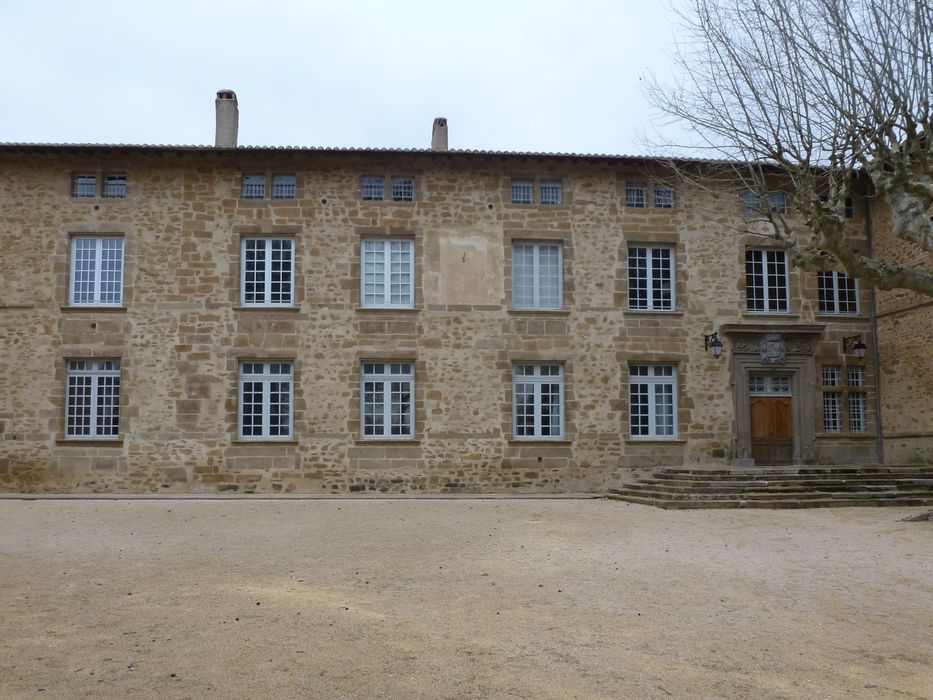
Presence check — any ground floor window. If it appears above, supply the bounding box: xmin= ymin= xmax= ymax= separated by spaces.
xmin=513 ymin=364 xmax=563 ymax=439
xmin=362 ymin=362 xmax=414 ymax=438
xmin=66 ymin=360 xmax=121 ymax=438
xmin=822 ymin=365 xmax=866 ymax=433
xmin=239 ymin=362 xmax=293 ymax=440
xmin=629 ymin=365 xmax=677 ymax=438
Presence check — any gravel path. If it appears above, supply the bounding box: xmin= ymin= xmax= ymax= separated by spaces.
xmin=0 ymin=499 xmax=930 ymax=699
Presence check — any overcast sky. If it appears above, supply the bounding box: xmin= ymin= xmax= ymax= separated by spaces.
xmin=1 ymin=0 xmax=686 ymax=154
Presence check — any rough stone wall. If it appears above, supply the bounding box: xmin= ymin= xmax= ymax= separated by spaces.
xmin=872 ymin=198 xmax=933 ymax=464
xmin=0 ymin=150 xmax=882 ymax=493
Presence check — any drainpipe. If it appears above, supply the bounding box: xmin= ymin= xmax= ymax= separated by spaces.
xmin=864 ymin=195 xmax=885 ymax=464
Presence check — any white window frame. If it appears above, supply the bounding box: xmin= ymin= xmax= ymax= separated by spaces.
xmin=361 ymin=177 xmax=385 ymax=201
xmin=539 ymin=181 xmax=563 ymax=205
xmin=628 ymin=365 xmax=678 ymax=439
xmin=391 ymin=177 xmax=415 ymax=202
xmin=102 ymin=174 xmax=127 ymax=199
xmin=241 ymin=175 xmax=266 ymax=199
xmin=628 ymin=245 xmax=675 ymax=311
xmin=240 ymin=238 xmax=295 ymax=307
xmin=511 ymin=242 xmax=563 ymax=310
xmin=745 ymin=249 xmax=790 ymax=313
xmin=360 ymin=238 xmax=415 ymax=309
xmin=512 ymin=364 xmax=564 ymax=440
xmin=625 ymin=184 xmax=647 ymax=208
xmin=271 ymin=175 xmax=296 ymax=200
xmin=653 ymin=186 xmax=675 ymax=208
xmin=72 ymin=174 xmax=97 ymax=198
xmin=361 ymin=362 xmax=415 ymax=439
xmin=511 ymin=179 xmax=534 ymax=204
xmin=69 ymin=236 xmax=125 ymax=307
xmin=238 ymin=362 xmax=294 ymax=441
xmin=65 ymin=360 xmax=121 ymax=439
xmin=818 ymin=271 xmax=860 ymax=315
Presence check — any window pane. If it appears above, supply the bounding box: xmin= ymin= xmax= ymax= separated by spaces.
xmin=849 ymin=393 xmax=866 ymax=432
xmin=823 ymin=393 xmax=841 ymax=432
xmin=66 ymin=375 xmax=93 ymax=436
xmin=72 ymin=238 xmax=98 ymax=304
xmin=537 ymin=245 xmax=561 ymax=309
xmin=243 ymin=239 xmax=266 ymax=304
xmin=629 ymin=382 xmax=649 ymax=435
xmin=269 ymin=239 xmax=293 ymax=304
xmin=514 ymin=382 xmax=534 ymax=437
xmin=389 ymin=240 xmax=412 ymax=306
xmin=362 ymin=240 xmax=386 ymax=306
xmin=651 ymin=247 xmax=673 ymax=310
xmin=512 ymin=244 xmax=535 ymax=308
xmin=99 ymin=238 xmax=124 ymax=304
xmin=628 ymin=247 xmax=648 ymax=310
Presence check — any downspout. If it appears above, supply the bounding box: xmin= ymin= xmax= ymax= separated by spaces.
xmin=864 ymin=196 xmax=885 ymax=464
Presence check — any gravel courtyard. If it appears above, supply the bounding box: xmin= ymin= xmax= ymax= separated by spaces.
xmin=0 ymin=498 xmax=930 ymax=700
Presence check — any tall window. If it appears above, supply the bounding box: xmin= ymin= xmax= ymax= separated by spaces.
xmin=822 ymin=366 xmax=842 ymax=432
xmin=72 ymin=174 xmax=96 ymax=198
xmin=513 ymin=364 xmax=564 ymax=439
xmin=628 ymin=246 xmax=674 ymax=311
xmin=70 ymin=237 xmax=124 ymax=306
xmin=361 ymin=239 xmax=414 ymax=308
xmin=745 ymin=249 xmax=789 ymax=312
xmin=241 ymin=175 xmax=266 ymax=199
xmin=362 ymin=177 xmax=385 ymax=201
xmin=512 ymin=242 xmax=562 ymax=310
xmin=241 ymin=238 xmax=294 ymax=306
xmin=629 ymin=365 xmax=677 ymax=438
xmin=848 ymin=367 xmax=866 ymax=433
xmin=66 ymin=360 xmax=121 ymax=439
xmin=818 ymin=271 xmax=859 ymax=315
xmin=625 ymin=184 xmax=647 ymax=208
xmin=272 ymin=175 xmax=296 ymax=199
xmin=361 ymin=362 xmax=414 ymax=438
xmin=239 ymin=362 xmax=293 ymax=440
xmin=391 ymin=177 xmax=415 ymax=202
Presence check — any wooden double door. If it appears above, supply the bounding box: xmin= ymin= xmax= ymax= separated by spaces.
xmin=749 ymin=375 xmax=793 ymax=465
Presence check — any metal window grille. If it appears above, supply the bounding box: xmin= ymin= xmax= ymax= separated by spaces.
xmin=241 ymin=238 xmax=294 ymax=306
xmin=239 ymin=362 xmax=293 ymax=439
xmin=391 ymin=177 xmax=415 ymax=202
xmin=512 ymin=242 xmax=562 ymax=310
xmin=102 ymin=175 xmax=127 ymax=198
xmin=745 ymin=249 xmax=788 ymax=312
xmin=361 ymin=239 xmax=413 ymax=308
xmin=540 ymin=181 xmax=563 ymax=205
xmin=362 ymin=177 xmax=385 ymax=201
xmin=272 ymin=175 xmax=296 ymax=199
xmin=628 ymin=246 xmax=674 ymax=310
xmin=241 ymin=175 xmax=266 ymax=199
xmin=70 ymin=237 xmax=124 ymax=306
xmin=654 ymin=186 xmax=674 ymax=208
xmin=749 ymin=375 xmax=792 ymax=395
xmin=361 ymin=363 xmax=414 ymax=438
xmin=512 ymin=365 xmax=563 ymax=439
xmin=848 ymin=393 xmax=866 ymax=432
xmin=626 ymin=185 xmax=646 ymax=208
xmin=72 ymin=175 xmax=97 ymax=198
xmin=823 ymin=392 xmax=842 ymax=432
xmin=66 ymin=360 xmax=121 ymax=438
xmin=818 ymin=271 xmax=858 ymax=314
xmin=511 ymin=180 xmax=534 ymax=204
xmin=629 ymin=365 xmax=676 ymax=438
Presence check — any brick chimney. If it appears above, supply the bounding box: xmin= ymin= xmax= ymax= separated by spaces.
xmin=215 ymin=90 xmax=239 ymax=148
xmin=431 ymin=117 xmax=448 ymax=152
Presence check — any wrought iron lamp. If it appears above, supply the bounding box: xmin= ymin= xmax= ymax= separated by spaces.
xmin=704 ymin=332 xmax=724 ymax=359
xmin=842 ymin=334 xmax=867 ymax=360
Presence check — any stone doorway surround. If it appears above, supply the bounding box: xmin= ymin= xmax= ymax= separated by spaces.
xmin=719 ymin=324 xmax=825 ymax=467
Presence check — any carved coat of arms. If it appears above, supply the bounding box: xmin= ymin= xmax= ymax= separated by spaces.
xmin=759 ymin=334 xmax=787 ymax=364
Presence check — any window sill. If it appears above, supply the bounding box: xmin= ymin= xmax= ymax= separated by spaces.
xmin=231 ymin=439 xmax=299 ymax=446
xmin=61 ymin=306 xmax=127 ymax=314
xmin=814 ymin=314 xmax=869 ymax=322
xmin=815 ymin=433 xmax=877 ymax=440
xmin=355 ymin=306 xmax=420 ymax=313
xmin=55 ymin=438 xmax=124 ymax=446
xmin=741 ymin=312 xmax=799 ymax=320
xmin=507 ymin=439 xmax=572 ymax=445
xmin=234 ymin=306 xmax=300 ymax=313
xmin=508 ymin=308 xmax=571 ymax=316
xmin=624 ymin=438 xmax=686 ymax=444
xmin=623 ymin=309 xmax=684 ymax=317
xmin=354 ymin=438 xmax=421 ymax=445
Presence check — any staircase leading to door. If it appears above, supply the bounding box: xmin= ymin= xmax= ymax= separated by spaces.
xmin=607 ymin=465 xmax=933 ymax=509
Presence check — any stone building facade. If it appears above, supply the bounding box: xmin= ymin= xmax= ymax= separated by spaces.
xmin=0 ymin=93 xmax=921 ymax=494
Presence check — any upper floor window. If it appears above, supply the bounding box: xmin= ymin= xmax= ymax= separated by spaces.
xmin=272 ymin=175 xmax=296 ymax=199
xmin=512 ymin=242 xmax=562 ymax=310
xmin=241 ymin=238 xmax=294 ymax=307
xmin=391 ymin=177 xmax=415 ymax=202
xmin=653 ymin=186 xmax=675 ymax=208
xmin=102 ymin=175 xmax=127 ymax=198
xmin=70 ymin=236 xmax=124 ymax=306
xmin=744 ymin=190 xmax=788 ymax=214
xmin=745 ymin=249 xmax=789 ymax=313
xmin=239 ymin=362 xmax=293 ymax=440
xmin=362 ymin=177 xmax=385 ymax=201
xmin=72 ymin=175 xmax=97 ymax=198
xmin=539 ymin=181 xmax=563 ymax=205
xmin=844 ymin=197 xmax=855 ymax=218
xmin=818 ymin=271 xmax=859 ymax=315
xmin=513 ymin=364 xmax=564 ymax=440
xmin=361 ymin=362 xmax=414 ymax=439
xmin=628 ymin=245 xmax=675 ymax=311
xmin=361 ymin=239 xmax=414 ymax=308
xmin=629 ymin=365 xmax=677 ymax=438
xmin=625 ymin=184 xmax=647 ymax=208
xmin=511 ymin=179 xmax=534 ymax=204
xmin=66 ymin=360 xmax=121 ymax=439
xmin=241 ymin=175 xmax=266 ymax=199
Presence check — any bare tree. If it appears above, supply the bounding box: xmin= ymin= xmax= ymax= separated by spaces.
xmin=646 ymin=0 xmax=933 ymax=294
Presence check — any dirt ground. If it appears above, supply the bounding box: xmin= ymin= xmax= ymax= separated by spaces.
xmin=0 ymin=498 xmax=930 ymax=700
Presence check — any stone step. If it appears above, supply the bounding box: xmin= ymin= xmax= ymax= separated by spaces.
xmin=609 ymin=487 xmax=929 ymax=502
xmin=659 ymin=465 xmax=926 ymax=475
xmin=652 ymin=470 xmax=933 ymax=482
xmin=607 ymin=493 xmax=933 ymax=510
xmin=630 ymin=480 xmax=933 ymax=493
